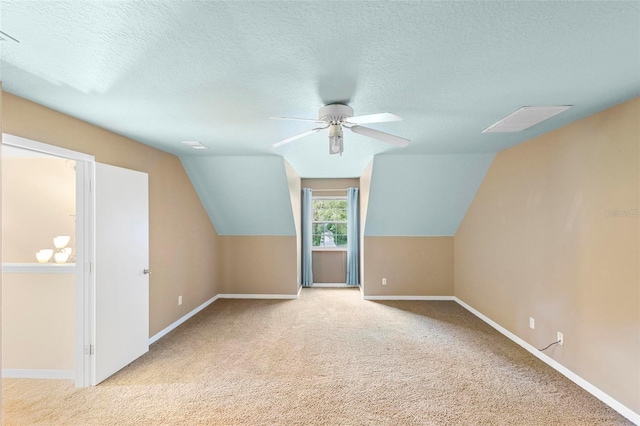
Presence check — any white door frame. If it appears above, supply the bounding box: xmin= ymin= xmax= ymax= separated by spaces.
xmin=2 ymin=133 xmax=95 ymax=387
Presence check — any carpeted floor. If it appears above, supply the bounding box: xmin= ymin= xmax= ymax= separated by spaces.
xmin=2 ymin=288 xmax=632 ymax=425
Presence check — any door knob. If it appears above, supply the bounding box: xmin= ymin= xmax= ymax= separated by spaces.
xmin=143 ymin=269 xmax=151 ymax=275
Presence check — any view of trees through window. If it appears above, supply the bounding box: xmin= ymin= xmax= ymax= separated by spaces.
xmin=312 ymin=198 xmax=347 ymax=247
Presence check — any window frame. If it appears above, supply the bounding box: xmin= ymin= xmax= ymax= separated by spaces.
xmin=311 ymin=195 xmax=348 ymax=252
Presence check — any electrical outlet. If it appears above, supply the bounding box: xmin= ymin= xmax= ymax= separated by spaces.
xmin=382 ymin=278 xmax=387 ymax=285
xmin=557 ymin=331 xmax=563 ymax=345
xmin=529 ymin=317 xmax=535 ymax=329
xmin=178 ymin=295 xmax=182 ymax=306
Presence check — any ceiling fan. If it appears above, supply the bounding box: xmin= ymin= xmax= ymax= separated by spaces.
xmin=269 ymin=104 xmax=410 ymax=155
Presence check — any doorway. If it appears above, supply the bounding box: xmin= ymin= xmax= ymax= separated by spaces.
xmin=2 ymin=145 xmax=77 ymax=380
xmin=2 ymin=134 xmax=94 ymax=387
xmin=2 ymin=133 xmax=151 ymax=404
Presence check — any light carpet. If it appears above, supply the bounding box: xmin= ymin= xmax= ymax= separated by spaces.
xmin=2 ymin=288 xmax=632 ymax=425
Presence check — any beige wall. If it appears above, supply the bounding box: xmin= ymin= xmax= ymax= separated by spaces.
xmin=312 ymin=251 xmax=346 ymax=283
xmin=454 ymin=97 xmax=640 ymax=412
xmin=2 ymin=274 xmax=74 ymax=370
xmin=2 ymin=157 xmax=75 ymax=263
xmin=364 ymin=236 xmax=453 ymax=296
xmin=284 ymin=161 xmax=301 ymax=288
xmin=2 ymin=92 xmax=220 ymax=336
xmin=219 ymin=236 xmax=297 ymax=295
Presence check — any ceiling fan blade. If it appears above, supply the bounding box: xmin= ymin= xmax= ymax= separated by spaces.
xmin=269 ymin=126 xmax=328 ymax=149
xmin=350 ymin=125 xmax=410 ymax=147
xmin=345 ymin=112 xmax=402 ymax=125
xmin=270 ymin=116 xmax=326 ymax=124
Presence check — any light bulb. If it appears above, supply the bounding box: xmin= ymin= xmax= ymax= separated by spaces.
xmin=329 ymin=124 xmax=343 ymax=155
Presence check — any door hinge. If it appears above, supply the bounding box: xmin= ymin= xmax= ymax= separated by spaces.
xmin=89 ymin=262 xmax=92 ymax=273
xmin=89 ymin=180 xmax=93 ymax=192
xmin=85 ymin=344 xmax=95 ymax=355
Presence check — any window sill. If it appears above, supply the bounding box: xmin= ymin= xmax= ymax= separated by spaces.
xmin=312 ymin=248 xmax=347 ymax=252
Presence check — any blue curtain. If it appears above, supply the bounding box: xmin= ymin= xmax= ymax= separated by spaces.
xmin=301 ymin=188 xmax=313 ymax=287
xmin=346 ymin=187 xmax=359 ymax=286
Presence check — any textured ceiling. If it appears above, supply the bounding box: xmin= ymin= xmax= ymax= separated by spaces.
xmin=1 ymin=1 xmax=638 ymax=178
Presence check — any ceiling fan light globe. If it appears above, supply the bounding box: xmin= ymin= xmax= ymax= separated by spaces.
xmin=329 ymin=134 xmax=343 ymax=155
xmin=329 ymin=123 xmax=344 ymax=155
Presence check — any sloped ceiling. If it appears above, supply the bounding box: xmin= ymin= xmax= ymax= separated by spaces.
xmin=181 ymin=156 xmax=295 ymax=235
xmin=1 ymin=1 xmax=638 ymax=235
xmin=365 ymin=154 xmax=496 ymax=236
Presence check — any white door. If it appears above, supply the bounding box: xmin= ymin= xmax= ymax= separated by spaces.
xmin=94 ymin=163 xmax=149 ymax=384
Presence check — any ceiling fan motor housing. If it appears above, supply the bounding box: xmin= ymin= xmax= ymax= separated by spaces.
xmin=319 ymin=104 xmax=353 ymax=124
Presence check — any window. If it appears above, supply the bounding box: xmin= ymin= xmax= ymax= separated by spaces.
xmin=312 ymin=197 xmax=347 ymax=248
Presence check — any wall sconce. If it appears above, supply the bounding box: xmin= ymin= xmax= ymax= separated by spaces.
xmin=55 ymin=247 xmax=72 ymax=264
xmin=36 ymin=249 xmax=54 ymax=263
xmin=36 ymin=235 xmax=72 ymax=264
xmin=53 ymin=235 xmax=70 ymax=249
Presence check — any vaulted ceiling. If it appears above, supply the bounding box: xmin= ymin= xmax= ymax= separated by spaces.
xmin=1 ymin=1 xmax=638 ymax=235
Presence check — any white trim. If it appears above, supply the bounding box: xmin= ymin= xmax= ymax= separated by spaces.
xmin=311 ymin=283 xmax=350 ymax=288
xmin=297 ymin=285 xmax=303 ymax=298
xmin=2 ymin=263 xmax=76 ymax=274
xmin=364 ymin=235 xmax=454 ymax=238
xmin=218 ymin=293 xmax=298 ymax=300
xmin=363 ymin=295 xmax=455 ymax=301
xmin=149 ymin=295 xmax=220 ymax=345
xmin=454 ymin=297 xmax=640 ymax=425
xmin=2 ymin=369 xmax=75 ymax=380
xmin=312 ymin=247 xmax=348 ymax=252
xmin=149 ymin=291 xmax=300 ymax=346
xmin=2 ymin=135 xmax=95 ymax=388
xmin=78 ymin=160 xmax=94 ymax=387
xmin=2 ymin=134 xmax=94 ymax=162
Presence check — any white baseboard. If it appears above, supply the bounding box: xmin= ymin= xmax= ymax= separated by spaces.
xmin=144 ymin=290 xmax=637 ymax=423
xmin=311 ymin=283 xmax=350 ymax=288
xmin=218 ymin=293 xmax=298 ymax=300
xmin=149 ymin=295 xmax=219 ymax=345
xmin=363 ymin=295 xmax=455 ymax=301
xmin=149 ymin=292 xmax=298 ymax=346
xmin=454 ymin=297 xmax=639 ymax=425
xmin=297 ymin=285 xmax=302 ymax=298
xmin=2 ymin=369 xmax=74 ymax=380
